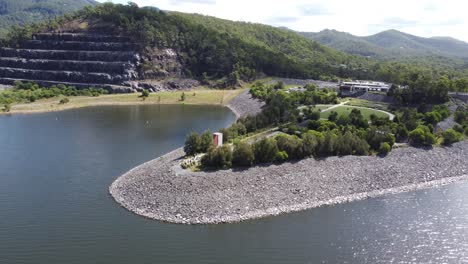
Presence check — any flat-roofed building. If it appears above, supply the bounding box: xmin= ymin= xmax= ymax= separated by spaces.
xmin=340 ymin=80 xmax=392 ymax=92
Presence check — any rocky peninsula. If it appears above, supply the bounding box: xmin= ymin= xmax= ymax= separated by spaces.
xmin=110 ymin=140 xmax=468 ymax=224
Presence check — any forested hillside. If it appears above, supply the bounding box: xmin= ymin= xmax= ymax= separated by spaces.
xmin=366 ymin=30 xmax=468 ymax=59
xmin=0 ymin=0 xmax=97 ymax=37
xmin=301 ymin=29 xmax=468 ymax=59
xmin=299 ymin=29 xmax=468 ymax=74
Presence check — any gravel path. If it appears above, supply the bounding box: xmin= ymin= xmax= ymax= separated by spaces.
xmin=110 ymin=141 xmax=468 ymax=224
xmin=227 ymin=89 xmax=265 ymax=118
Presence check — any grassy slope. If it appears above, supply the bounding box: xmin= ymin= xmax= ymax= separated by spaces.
xmin=4 ymin=88 xmax=245 ymax=114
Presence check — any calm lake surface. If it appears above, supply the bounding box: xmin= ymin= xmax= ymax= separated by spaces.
xmin=1 ymin=105 xmax=467 ymax=263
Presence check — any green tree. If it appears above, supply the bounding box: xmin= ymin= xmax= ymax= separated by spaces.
xmin=301 ymin=131 xmax=321 ymax=157
xmin=232 ymin=142 xmax=255 ymax=167
xmin=349 ymin=108 xmax=368 ymax=128
xmin=253 ymin=138 xmax=279 ymax=164
xmin=328 ymin=111 xmax=338 ymax=122
xmin=199 ymin=130 xmax=213 ymax=152
xmin=395 ymin=124 xmax=409 ymax=142
xmin=276 ymin=134 xmax=303 ymax=160
xmin=201 ymin=145 xmax=233 ymax=169
xmin=308 ymin=110 xmax=321 ymax=121
xmin=336 ymin=114 xmax=350 ymax=126
xmin=184 ymin=132 xmax=201 ymax=156
xmin=318 ymin=130 xmax=337 ymax=156
xmin=365 ymin=128 xmax=395 ymax=151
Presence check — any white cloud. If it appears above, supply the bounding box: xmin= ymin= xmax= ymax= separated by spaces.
xmin=96 ymin=0 xmax=468 ymax=42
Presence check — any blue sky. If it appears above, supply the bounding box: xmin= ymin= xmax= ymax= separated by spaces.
xmin=96 ymin=0 xmax=468 ymax=42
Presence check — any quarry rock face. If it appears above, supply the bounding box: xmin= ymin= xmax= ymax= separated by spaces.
xmin=140 ymin=48 xmax=184 ymax=79
xmin=0 ymin=33 xmax=188 ymax=93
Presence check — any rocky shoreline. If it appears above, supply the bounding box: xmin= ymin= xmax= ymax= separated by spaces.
xmin=109 ymin=141 xmax=468 ymax=224
xmin=227 ymin=89 xmax=265 ymax=118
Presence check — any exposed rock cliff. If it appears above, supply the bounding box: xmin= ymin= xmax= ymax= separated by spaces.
xmin=0 ymin=29 xmax=194 ymax=93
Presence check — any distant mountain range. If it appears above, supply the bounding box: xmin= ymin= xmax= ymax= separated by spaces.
xmin=298 ymin=29 xmax=468 ymax=61
xmin=0 ymin=0 xmax=97 ymax=37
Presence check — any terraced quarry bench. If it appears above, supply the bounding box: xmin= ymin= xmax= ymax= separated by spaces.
xmin=0 ymin=33 xmax=141 ymax=93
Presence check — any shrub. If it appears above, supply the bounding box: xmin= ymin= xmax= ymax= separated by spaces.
xmin=308 ymin=110 xmax=321 ymax=121
xmin=433 ymin=105 xmax=450 ymax=120
xmin=201 ymin=145 xmax=233 ymax=169
xmin=378 ymin=142 xmax=391 ymax=156
xmin=275 ymin=151 xmax=289 ymax=163
xmin=425 ymin=132 xmax=437 ymax=145
xmin=328 ymin=111 xmax=338 ymax=122
xmin=184 ymin=132 xmax=202 ymax=156
xmin=232 ymin=142 xmax=255 ymax=167
xmin=28 ymin=95 xmax=37 ymax=102
xmin=365 ymin=128 xmax=395 ymax=151
xmin=408 ymin=125 xmax=436 ymax=146
xmin=395 ymin=124 xmax=408 ymax=142
xmin=275 ymin=134 xmax=303 ymax=160
xmin=424 ymin=111 xmax=441 ymax=124
xmin=454 ymin=106 xmax=468 ymax=125
xmin=141 ymin=89 xmax=149 ymax=98
xmin=442 ymin=129 xmax=463 ymax=145
xmin=180 ymin=92 xmax=186 ymax=101
xmin=59 ymin=98 xmax=70 ymax=104
xmin=427 ymin=124 xmax=434 ymax=133
xmin=253 ymin=138 xmax=279 ymax=164
xmin=2 ymin=104 xmax=11 ymax=112
xmin=408 ymin=128 xmax=426 ymax=146
xmin=453 ymin=125 xmax=464 ymax=134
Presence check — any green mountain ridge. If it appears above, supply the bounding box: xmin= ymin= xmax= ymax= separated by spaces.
xmin=299 ymin=28 xmax=468 ymax=60
xmin=0 ymin=0 xmax=97 ymax=37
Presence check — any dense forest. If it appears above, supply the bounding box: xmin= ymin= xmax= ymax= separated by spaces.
xmin=1 ymin=2 xmax=467 ymax=92
xmin=0 ymin=0 xmax=97 ymax=37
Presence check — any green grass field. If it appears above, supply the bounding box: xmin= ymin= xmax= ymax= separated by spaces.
xmin=298 ymin=104 xmax=333 ymax=112
xmin=321 ymin=105 xmax=391 ymax=120
xmin=5 ymin=88 xmax=246 ymax=114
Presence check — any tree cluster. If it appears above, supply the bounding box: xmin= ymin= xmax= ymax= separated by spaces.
xmin=0 ymin=81 xmax=108 ymax=105
xmin=183 ymin=130 xmax=213 ymax=156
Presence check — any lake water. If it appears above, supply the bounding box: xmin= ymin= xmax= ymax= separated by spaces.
xmin=1 ymin=105 xmax=467 ymax=263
